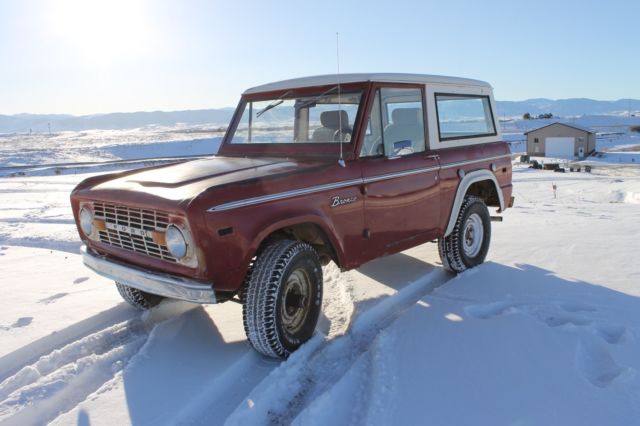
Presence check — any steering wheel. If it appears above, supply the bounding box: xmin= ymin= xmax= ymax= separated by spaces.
xmin=333 ymin=128 xmax=352 ymax=143
xmin=367 ymin=135 xmax=384 ymax=156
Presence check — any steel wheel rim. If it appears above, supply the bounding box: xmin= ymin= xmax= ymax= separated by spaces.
xmin=463 ymin=213 xmax=483 ymax=258
xmin=281 ymin=268 xmax=311 ymax=334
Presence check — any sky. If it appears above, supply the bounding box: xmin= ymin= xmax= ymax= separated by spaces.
xmin=1 ymin=0 xmax=639 ymax=115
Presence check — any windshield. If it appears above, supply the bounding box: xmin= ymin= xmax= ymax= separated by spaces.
xmin=230 ymin=89 xmax=363 ymax=144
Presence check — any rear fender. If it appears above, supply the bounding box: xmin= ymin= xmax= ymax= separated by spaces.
xmin=444 ymin=170 xmax=504 ymax=237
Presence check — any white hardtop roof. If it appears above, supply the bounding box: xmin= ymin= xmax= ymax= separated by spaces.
xmin=243 ymin=73 xmax=491 ymax=94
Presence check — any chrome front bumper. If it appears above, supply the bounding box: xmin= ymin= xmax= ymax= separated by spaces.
xmin=81 ymin=245 xmax=217 ymax=304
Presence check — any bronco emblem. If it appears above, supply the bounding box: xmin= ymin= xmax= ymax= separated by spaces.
xmin=331 ymin=195 xmax=357 ymax=208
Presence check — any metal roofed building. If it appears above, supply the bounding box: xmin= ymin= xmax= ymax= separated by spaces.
xmin=525 ymin=122 xmax=596 ymax=158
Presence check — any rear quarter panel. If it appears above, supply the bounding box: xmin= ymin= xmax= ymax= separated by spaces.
xmin=437 ymin=142 xmax=512 ymax=231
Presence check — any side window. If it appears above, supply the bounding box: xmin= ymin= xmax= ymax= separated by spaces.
xmin=360 ymin=91 xmax=384 ymax=157
xmin=360 ymin=88 xmax=426 ymax=158
xmin=435 ymin=94 xmax=496 ymax=140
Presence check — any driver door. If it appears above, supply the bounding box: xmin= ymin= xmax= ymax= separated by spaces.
xmin=359 ymin=85 xmax=441 ymax=260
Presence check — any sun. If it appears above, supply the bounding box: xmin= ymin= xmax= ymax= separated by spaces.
xmin=48 ymin=0 xmax=151 ymax=64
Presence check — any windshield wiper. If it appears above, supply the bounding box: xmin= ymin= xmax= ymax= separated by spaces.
xmin=255 ymin=90 xmax=292 ymax=118
xmin=295 ymin=86 xmax=339 ymax=110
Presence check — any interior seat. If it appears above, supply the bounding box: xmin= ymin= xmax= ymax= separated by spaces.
xmin=312 ymin=110 xmax=350 ymax=142
xmin=383 ymin=108 xmax=424 ymax=154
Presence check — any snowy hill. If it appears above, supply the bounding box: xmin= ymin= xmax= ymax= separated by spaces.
xmin=497 ymin=98 xmax=640 ymax=117
xmin=0 ymin=109 xmax=235 ymax=133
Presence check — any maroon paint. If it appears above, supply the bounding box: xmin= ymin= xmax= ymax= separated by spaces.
xmin=71 ymin=80 xmax=512 ymax=296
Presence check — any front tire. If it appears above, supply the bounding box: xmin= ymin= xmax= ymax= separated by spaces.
xmin=115 ymin=283 xmax=164 ymax=310
xmin=242 ymin=240 xmax=323 ymax=359
xmin=438 ymin=196 xmax=491 ymax=273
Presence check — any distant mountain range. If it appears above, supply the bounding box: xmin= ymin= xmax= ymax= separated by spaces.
xmin=0 ymin=109 xmax=235 ymax=134
xmin=1 ymin=99 xmax=639 ymax=133
xmin=496 ymin=98 xmax=640 ymax=117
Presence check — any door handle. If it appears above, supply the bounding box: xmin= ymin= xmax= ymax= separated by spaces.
xmin=425 ymin=154 xmax=440 ymax=160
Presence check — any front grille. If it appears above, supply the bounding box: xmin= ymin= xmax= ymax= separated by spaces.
xmin=93 ymin=202 xmax=177 ymax=262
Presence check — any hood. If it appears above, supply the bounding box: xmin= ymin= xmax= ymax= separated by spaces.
xmin=125 ymin=157 xmax=300 ymax=188
xmin=86 ymin=156 xmax=329 ymax=206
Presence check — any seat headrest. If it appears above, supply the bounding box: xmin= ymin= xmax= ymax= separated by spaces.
xmin=320 ymin=110 xmax=349 ymax=129
xmin=392 ymin=108 xmax=422 ymax=125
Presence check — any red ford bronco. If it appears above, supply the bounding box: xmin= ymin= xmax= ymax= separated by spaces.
xmin=71 ymin=73 xmax=513 ymax=358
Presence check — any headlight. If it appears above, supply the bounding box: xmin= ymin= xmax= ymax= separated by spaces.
xmin=80 ymin=207 xmax=93 ymax=235
xmin=165 ymin=225 xmax=187 ymax=258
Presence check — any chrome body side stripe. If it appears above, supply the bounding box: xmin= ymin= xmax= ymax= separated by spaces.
xmin=440 ymin=153 xmax=511 ymax=170
xmin=207 ymin=153 xmax=512 ymax=212
xmin=363 ymin=166 xmax=440 ymax=184
xmin=207 ymin=178 xmax=363 ymax=212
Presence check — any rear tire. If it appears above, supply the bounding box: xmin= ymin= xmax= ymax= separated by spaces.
xmin=242 ymin=240 xmax=323 ymax=359
xmin=438 ymin=196 xmax=491 ymax=273
xmin=115 ymin=282 xmax=164 ymax=310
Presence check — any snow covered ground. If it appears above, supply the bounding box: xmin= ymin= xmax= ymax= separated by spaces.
xmin=1 ymin=156 xmax=639 ymax=424
xmin=0 ymin=127 xmax=223 ymax=168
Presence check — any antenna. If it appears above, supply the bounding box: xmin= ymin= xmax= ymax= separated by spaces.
xmin=336 ymin=32 xmax=345 ymax=167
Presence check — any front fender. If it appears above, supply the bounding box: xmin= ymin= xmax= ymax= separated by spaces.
xmin=213 ymin=213 xmax=345 ymax=293
xmin=247 ymin=214 xmax=345 ymax=266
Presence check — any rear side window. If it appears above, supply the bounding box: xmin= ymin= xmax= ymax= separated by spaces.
xmin=435 ymin=94 xmax=496 ymax=140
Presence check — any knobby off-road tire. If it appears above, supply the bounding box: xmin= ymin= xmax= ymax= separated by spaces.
xmin=242 ymin=240 xmax=323 ymax=359
xmin=115 ymin=282 xmax=164 ymax=310
xmin=438 ymin=196 xmax=491 ymax=273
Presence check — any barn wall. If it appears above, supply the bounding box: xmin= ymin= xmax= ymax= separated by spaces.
xmin=526 ymin=123 xmax=592 ymax=157
xmin=588 ymin=133 xmax=597 ymax=154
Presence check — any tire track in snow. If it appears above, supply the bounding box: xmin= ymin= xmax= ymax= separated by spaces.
xmin=317 ymin=262 xmax=356 ymax=339
xmin=225 ymin=268 xmax=450 ymax=425
xmin=292 ymin=327 xmax=399 ymax=426
xmin=168 ymin=263 xmax=356 ymax=426
xmin=0 ymin=305 xmax=133 ymax=383
xmin=0 ymin=301 xmax=196 ymax=426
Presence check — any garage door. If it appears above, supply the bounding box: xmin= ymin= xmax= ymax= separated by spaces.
xmin=545 ymin=137 xmax=574 ymax=158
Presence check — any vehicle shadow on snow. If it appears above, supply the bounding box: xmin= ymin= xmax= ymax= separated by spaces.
xmin=413 ymin=262 xmax=640 ymax=410
xmin=119 ymin=305 xmax=276 ymax=425
xmin=438 ymin=261 xmax=640 ymax=313
xmin=236 ymin=262 xmax=640 ymax=425
xmin=429 ymin=261 xmax=640 ymax=339
xmin=358 ymin=251 xmax=440 ymax=288
xmin=115 ymin=252 xmax=442 ymax=425
xmin=107 ymin=260 xmax=640 ymax=425
xmin=354 ymin=250 xmax=443 ymax=312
